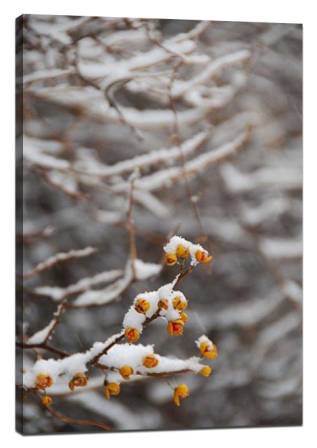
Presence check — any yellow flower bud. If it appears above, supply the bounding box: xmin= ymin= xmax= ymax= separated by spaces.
xmin=158 ymin=298 xmax=169 ymax=311
xmin=135 ymin=298 xmax=150 ymax=314
xmin=173 ymin=384 xmax=190 ymax=407
xmin=176 ymin=244 xmax=189 ymax=259
xmin=68 ymin=372 xmax=88 ymax=391
xmin=179 ymin=311 xmax=188 ymax=323
xmin=104 ymin=382 xmax=121 ymax=400
xmin=35 ymin=373 xmax=53 ymax=390
xmin=119 ymin=365 xmax=134 ymax=379
xmin=165 ymin=252 xmax=177 ymax=266
xmin=143 ymin=354 xmax=159 ymax=368
xmin=41 ymin=395 xmax=53 ymax=407
xmin=167 ymin=319 xmax=184 ymax=336
xmin=195 ymin=250 xmax=212 ymax=264
xmin=199 ymin=341 xmax=218 ymax=360
xmin=124 ymin=327 xmax=140 ymax=343
xmin=172 ymin=296 xmax=187 ymax=311
xmin=199 ymin=366 xmax=213 ymax=377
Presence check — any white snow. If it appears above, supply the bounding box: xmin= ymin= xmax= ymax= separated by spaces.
xmin=123 ymin=307 xmax=146 ymax=331
xmin=134 ymin=259 xmax=162 ymax=281
xmin=99 ymin=343 xmax=154 ymax=370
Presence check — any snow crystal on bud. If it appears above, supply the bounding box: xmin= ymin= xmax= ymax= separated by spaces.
xmin=100 ymin=343 xmax=154 ymax=369
xmin=195 ymin=335 xmax=213 ymax=348
xmin=164 ymin=236 xmax=190 ymax=255
xmin=123 ymin=307 xmax=146 ymax=331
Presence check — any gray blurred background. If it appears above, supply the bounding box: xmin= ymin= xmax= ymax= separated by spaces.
xmin=17 ymin=15 xmax=302 ymax=434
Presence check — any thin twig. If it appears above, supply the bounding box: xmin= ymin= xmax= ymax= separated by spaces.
xmin=126 ymin=176 xmax=138 ymax=279
xmin=42 ymin=401 xmax=111 ymax=431
xmin=17 ymin=341 xmax=70 ymax=358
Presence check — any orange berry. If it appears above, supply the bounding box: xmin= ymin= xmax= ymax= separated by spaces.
xmin=68 ymin=372 xmax=88 ymax=391
xmin=199 ymin=366 xmax=213 ymax=377
xmin=199 ymin=342 xmax=218 ymax=360
xmin=158 ymin=298 xmax=169 ymax=311
xmin=143 ymin=355 xmax=159 ymax=368
xmin=167 ymin=319 xmax=184 ymax=336
xmin=173 ymin=384 xmax=189 ymax=407
xmin=41 ymin=395 xmax=53 ymax=406
xmin=104 ymin=382 xmax=120 ymax=400
xmin=119 ymin=365 xmax=134 ymax=379
xmin=135 ymin=298 xmax=150 ymax=314
xmin=165 ymin=253 xmax=177 ymax=266
xmin=35 ymin=373 xmax=53 ymax=390
xmin=176 ymin=244 xmax=189 ymax=259
xmin=124 ymin=327 xmax=140 ymax=343
xmin=195 ymin=250 xmax=212 ymax=264
xmin=172 ymin=296 xmax=187 ymax=311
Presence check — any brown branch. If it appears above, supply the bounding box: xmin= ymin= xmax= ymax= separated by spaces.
xmin=168 ymin=61 xmax=208 ymax=244
xmin=126 ymin=177 xmax=138 ymax=279
xmin=42 ymin=401 xmax=111 ymax=431
xmin=17 ymin=341 xmax=70 ymax=358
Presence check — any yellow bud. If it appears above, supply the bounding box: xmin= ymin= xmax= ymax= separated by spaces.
xmin=135 ymin=298 xmax=150 ymax=314
xmin=68 ymin=372 xmax=88 ymax=391
xmin=173 ymin=384 xmax=190 ymax=407
xmin=195 ymin=250 xmax=212 ymax=264
xmin=35 ymin=373 xmax=53 ymax=390
xmin=199 ymin=341 xmax=218 ymax=360
xmin=176 ymin=244 xmax=189 ymax=259
xmin=180 ymin=312 xmax=189 ymax=323
xmin=158 ymin=298 xmax=169 ymax=311
xmin=199 ymin=366 xmax=213 ymax=377
xmin=41 ymin=395 xmax=53 ymax=406
xmin=119 ymin=365 xmax=134 ymax=379
xmin=104 ymin=382 xmax=120 ymax=400
xmin=143 ymin=355 xmax=159 ymax=368
xmin=165 ymin=252 xmax=177 ymax=266
xmin=172 ymin=296 xmax=187 ymax=311
xmin=124 ymin=327 xmax=140 ymax=343
xmin=167 ymin=319 xmax=184 ymax=336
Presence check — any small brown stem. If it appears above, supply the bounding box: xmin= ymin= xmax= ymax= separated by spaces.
xmin=17 ymin=342 xmax=70 ymax=358
xmin=127 ymin=177 xmax=138 ymax=279
xmin=42 ymin=402 xmax=111 ymax=431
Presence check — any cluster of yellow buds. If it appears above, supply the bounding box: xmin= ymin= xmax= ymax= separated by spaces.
xmin=143 ymin=354 xmax=159 ymax=368
xmin=165 ymin=243 xmax=189 ymax=266
xmin=164 ymin=236 xmax=213 ymax=267
xmin=124 ymin=327 xmax=140 ymax=343
xmin=119 ymin=365 xmax=134 ymax=379
xmin=68 ymin=372 xmax=88 ymax=391
xmin=40 ymin=394 xmax=53 ymax=407
xmin=104 ymin=382 xmax=121 ymax=400
xmin=173 ymin=384 xmax=190 ymax=407
xmin=167 ymin=319 xmax=184 ymax=336
xmin=134 ymin=298 xmax=150 ymax=314
xmin=35 ymin=373 xmax=53 ymax=390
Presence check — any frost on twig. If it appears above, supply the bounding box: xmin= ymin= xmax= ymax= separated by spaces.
xmin=23 ymin=247 xmax=97 ymax=279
